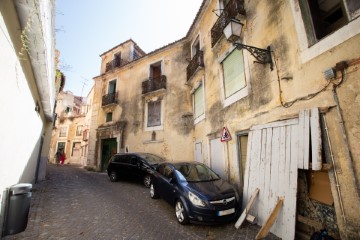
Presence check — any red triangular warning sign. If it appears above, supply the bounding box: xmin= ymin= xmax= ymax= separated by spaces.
xmin=221 ymin=127 xmax=232 ymax=142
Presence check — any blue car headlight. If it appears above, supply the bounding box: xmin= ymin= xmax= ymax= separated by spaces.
xmin=188 ymin=191 xmax=206 ymax=207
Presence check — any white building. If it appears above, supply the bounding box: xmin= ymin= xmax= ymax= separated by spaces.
xmin=0 ymin=0 xmax=56 ymax=230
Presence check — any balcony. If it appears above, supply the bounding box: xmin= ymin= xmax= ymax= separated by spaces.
xmin=142 ymin=75 xmax=167 ymax=94
xmin=105 ymin=58 xmax=129 ymax=72
xmin=186 ymin=50 xmax=204 ymax=81
xmin=210 ymin=0 xmax=245 ymax=47
xmin=102 ymin=92 xmax=118 ymax=106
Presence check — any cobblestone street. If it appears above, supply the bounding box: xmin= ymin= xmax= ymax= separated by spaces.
xmin=3 ymin=164 xmax=279 ymax=240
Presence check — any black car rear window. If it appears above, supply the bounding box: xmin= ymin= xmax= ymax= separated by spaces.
xmin=175 ymin=163 xmax=220 ymax=182
xmin=137 ymin=153 xmax=165 ymax=165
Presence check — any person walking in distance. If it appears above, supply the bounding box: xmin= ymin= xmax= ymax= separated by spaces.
xmin=60 ymin=149 xmax=66 ymax=165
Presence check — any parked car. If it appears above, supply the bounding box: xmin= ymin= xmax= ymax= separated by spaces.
xmin=107 ymin=153 xmax=166 ymax=187
xmin=150 ymin=162 xmax=240 ymax=224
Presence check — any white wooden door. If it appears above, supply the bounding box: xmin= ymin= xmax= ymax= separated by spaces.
xmin=242 ymin=109 xmax=321 ymax=239
xmin=195 ymin=142 xmax=202 ymax=163
xmin=210 ymin=138 xmax=225 ymax=179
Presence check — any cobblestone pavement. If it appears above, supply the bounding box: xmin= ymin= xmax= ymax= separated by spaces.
xmin=3 ymin=164 xmax=280 ymax=240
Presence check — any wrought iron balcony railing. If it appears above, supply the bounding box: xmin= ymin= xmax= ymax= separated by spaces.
xmin=210 ymin=0 xmax=245 ymax=47
xmin=186 ymin=50 xmax=204 ymax=81
xmin=142 ymin=75 xmax=167 ymax=94
xmin=102 ymin=92 xmax=118 ymax=106
xmin=105 ymin=58 xmax=129 ymax=72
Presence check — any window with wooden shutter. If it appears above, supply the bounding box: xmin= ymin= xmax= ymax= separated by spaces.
xmin=147 ymin=100 xmax=161 ymax=127
xmin=222 ymin=49 xmax=246 ymax=99
xmin=194 ymin=84 xmax=204 ymax=119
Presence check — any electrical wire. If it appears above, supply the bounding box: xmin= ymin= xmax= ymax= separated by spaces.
xmin=273 ymin=52 xmax=333 ymax=108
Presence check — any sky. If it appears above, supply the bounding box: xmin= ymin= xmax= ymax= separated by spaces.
xmin=56 ymin=0 xmax=203 ymax=97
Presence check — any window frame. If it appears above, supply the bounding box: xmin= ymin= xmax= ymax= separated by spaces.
xmin=76 ymin=125 xmax=83 ymax=137
xmin=59 ymin=126 xmax=68 ymax=138
xmin=218 ymin=46 xmax=250 ymax=108
xmin=192 ymin=78 xmax=205 ymax=124
xmin=106 ymin=112 xmax=113 ymax=123
xmin=144 ymin=98 xmax=164 ymax=131
xmin=289 ymin=0 xmax=360 ymax=63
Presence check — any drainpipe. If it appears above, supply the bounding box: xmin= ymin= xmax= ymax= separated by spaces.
xmin=332 ymin=63 xmax=359 ymax=199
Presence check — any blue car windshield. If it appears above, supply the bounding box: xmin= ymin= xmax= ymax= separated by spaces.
xmin=174 ymin=163 xmax=220 ymax=182
xmin=137 ymin=153 xmax=165 ymax=165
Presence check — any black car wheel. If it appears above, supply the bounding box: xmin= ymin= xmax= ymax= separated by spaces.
xmin=109 ymin=171 xmax=118 ymax=182
xmin=150 ymin=183 xmax=159 ymax=199
xmin=143 ymin=175 xmax=151 ymax=188
xmin=175 ymin=200 xmax=189 ymax=224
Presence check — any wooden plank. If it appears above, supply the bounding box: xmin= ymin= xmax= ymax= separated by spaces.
xmin=250 ymin=118 xmax=298 ymax=130
xmin=248 ymin=130 xmax=262 ymax=218
xmin=262 ymin=127 xmax=273 ymax=225
xmin=246 ymin=214 xmax=256 ymax=223
xmin=257 ymin=128 xmax=268 ymax=222
xmin=242 ymin=131 xmax=254 ymax=210
xmin=268 ymin=127 xmax=281 ymax=236
xmin=282 ymin=125 xmax=293 ymax=240
xmin=256 ymin=197 xmax=284 ymax=239
xmin=287 ymin=124 xmax=299 ymax=240
xmin=297 ymin=215 xmax=323 ymax=230
xmin=298 ymin=110 xmax=305 ymax=169
xmin=310 ymin=108 xmax=322 ymax=170
xmin=235 ymin=188 xmax=260 ymax=229
xmin=303 ymin=109 xmax=310 ymax=169
xmin=273 ymin=126 xmax=286 ymax=237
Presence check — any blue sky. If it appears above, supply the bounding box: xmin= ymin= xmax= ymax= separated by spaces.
xmin=56 ymin=0 xmax=203 ymax=97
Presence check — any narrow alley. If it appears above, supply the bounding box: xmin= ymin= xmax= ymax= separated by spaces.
xmin=3 ymin=164 xmax=279 ymax=240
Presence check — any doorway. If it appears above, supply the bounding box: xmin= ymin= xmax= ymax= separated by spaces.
xmin=210 ymin=138 xmax=225 ymax=179
xmin=101 ymin=138 xmax=117 ymax=171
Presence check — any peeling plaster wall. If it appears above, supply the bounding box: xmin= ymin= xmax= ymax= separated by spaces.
xmin=187 ymin=0 xmax=360 ymax=238
xmin=93 ymin=42 xmax=193 ymax=163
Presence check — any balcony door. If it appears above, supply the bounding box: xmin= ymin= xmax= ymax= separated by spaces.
xmin=150 ymin=62 xmax=161 ymax=80
xmin=108 ymin=79 xmax=116 ymax=94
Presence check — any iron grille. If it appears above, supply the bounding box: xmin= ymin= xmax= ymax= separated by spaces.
xmin=102 ymin=92 xmax=118 ymax=106
xmin=186 ymin=50 xmax=205 ymax=81
xmin=211 ymin=0 xmax=245 ymax=47
xmin=142 ymin=75 xmax=167 ymax=94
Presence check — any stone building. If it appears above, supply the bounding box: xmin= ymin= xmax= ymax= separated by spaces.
xmin=49 ymin=91 xmax=88 ymax=165
xmin=88 ymin=0 xmax=360 ymax=239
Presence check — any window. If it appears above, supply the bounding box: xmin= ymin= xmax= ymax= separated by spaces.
xmin=147 ymin=100 xmax=161 ymax=127
xmin=222 ymin=49 xmax=246 ymax=99
xmin=299 ymin=0 xmax=360 ymax=46
xmin=59 ymin=127 xmax=67 ymax=137
xmin=108 ymin=80 xmax=116 ymax=94
xmin=106 ymin=112 xmax=113 ymax=122
xmin=65 ymin=106 xmax=72 ymax=113
xmin=191 ymin=36 xmax=200 ymax=58
xmin=76 ymin=125 xmax=83 ymax=136
xmin=193 ymin=82 xmax=205 ymax=123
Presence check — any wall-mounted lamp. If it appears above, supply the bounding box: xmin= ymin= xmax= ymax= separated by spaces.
xmin=224 ymin=18 xmax=273 ymax=71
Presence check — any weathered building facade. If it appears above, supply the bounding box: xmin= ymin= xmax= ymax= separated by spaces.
xmin=88 ymin=0 xmax=360 ymax=239
xmin=49 ymin=91 xmax=89 ymax=165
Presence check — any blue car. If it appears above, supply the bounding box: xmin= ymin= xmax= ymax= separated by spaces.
xmin=150 ymin=162 xmax=241 ymax=224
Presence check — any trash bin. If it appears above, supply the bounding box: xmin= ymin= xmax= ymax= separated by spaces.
xmin=4 ymin=183 xmax=32 ymax=235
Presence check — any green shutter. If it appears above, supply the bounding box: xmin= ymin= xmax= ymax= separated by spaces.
xmin=194 ymin=84 xmax=204 ymax=118
xmin=223 ymin=50 xmax=246 ymax=98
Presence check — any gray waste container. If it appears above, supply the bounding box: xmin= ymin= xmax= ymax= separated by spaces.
xmin=4 ymin=183 xmax=32 ymax=235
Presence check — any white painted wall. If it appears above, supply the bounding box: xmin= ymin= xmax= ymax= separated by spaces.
xmin=0 ymin=0 xmax=55 ymax=225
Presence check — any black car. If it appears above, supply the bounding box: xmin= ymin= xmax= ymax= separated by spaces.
xmin=150 ymin=162 xmax=240 ymax=224
xmin=107 ymin=153 xmax=165 ymax=187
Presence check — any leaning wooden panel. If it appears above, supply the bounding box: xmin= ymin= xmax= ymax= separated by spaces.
xmin=242 ymin=131 xmax=254 ymax=210
xmin=310 ymin=107 xmax=322 ymax=170
xmin=257 ymin=128 xmax=268 ymax=221
xmin=235 ymin=188 xmax=260 ymax=229
xmin=248 ymin=129 xmax=262 ymax=218
xmin=256 ymin=197 xmax=284 ymax=239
